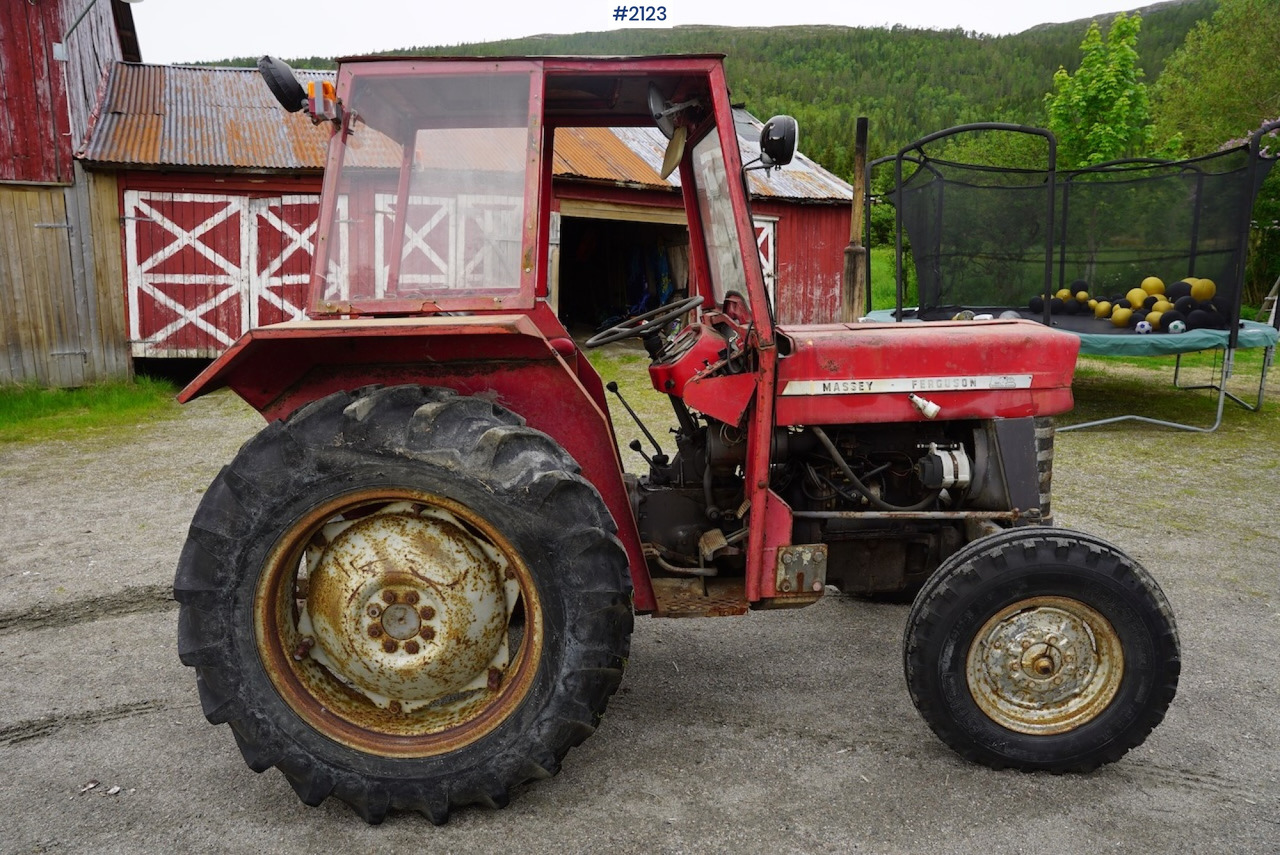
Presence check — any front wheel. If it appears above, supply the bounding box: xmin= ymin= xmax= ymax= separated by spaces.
xmin=174 ymin=386 xmax=633 ymax=823
xmin=903 ymin=527 xmax=1179 ymax=772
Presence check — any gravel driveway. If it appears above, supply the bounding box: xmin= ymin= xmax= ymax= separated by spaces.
xmin=1 ymin=376 xmax=1277 ymax=854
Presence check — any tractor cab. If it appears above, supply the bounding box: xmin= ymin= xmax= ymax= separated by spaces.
xmin=255 ymin=54 xmax=783 ymax=333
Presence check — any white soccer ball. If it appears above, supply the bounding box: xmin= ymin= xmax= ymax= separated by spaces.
xmin=1167 ymin=319 xmax=1187 ymax=334
xmin=1135 ymin=320 xmax=1153 ymax=334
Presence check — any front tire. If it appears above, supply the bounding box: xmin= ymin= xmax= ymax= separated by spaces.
xmin=904 ymin=527 xmax=1179 ymax=772
xmin=175 ymin=385 xmax=633 ymax=823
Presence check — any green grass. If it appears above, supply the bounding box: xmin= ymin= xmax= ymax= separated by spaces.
xmin=868 ymin=246 xmax=917 ymax=313
xmin=1063 ymin=351 xmax=1280 ymax=438
xmin=0 ymin=377 xmax=181 ymax=444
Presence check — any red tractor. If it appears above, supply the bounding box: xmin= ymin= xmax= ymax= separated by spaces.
xmin=175 ymin=54 xmax=1180 ymax=823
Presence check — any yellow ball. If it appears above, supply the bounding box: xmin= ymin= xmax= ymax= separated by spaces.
xmin=1075 ymin=290 xmax=1090 ymax=303
xmin=1153 ymin=300 xmax=1174 ymax=314
xmin=1056 ymin=288 xmax=1073 ymax=301
xmin=1126 ymin=288 xmax=1149 ymax=309
xmin=1191 ymin=278 xmax=1216 ymax=301
xmin=1146 ymin=310 xmax=1164 ymax=331
xmin=1088 ymin=298 xmax=1098 ymax=309
xmin=1141 ymin=276 xmax=1165 ymax=296
xmin=1111 ymin=307 xmax=1133 ymax=328
xmin=1094 ymin=300 xmax=1112 ymax=318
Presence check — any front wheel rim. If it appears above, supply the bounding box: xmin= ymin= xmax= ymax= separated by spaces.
xmin=254 ymin=488 xmax=544 ymax=758
xmin=965 ymin=595 xmax=1124 ymax=735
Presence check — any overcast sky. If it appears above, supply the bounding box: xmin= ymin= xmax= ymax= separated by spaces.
xmin=128 ymin=0 xmax=1136 ymax=65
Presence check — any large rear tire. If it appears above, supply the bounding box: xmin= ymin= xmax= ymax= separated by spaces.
xmin=904 ymin=527 xmax=1179 ymax=772
xmin=175 ymin=385 xmax=633 ymax=823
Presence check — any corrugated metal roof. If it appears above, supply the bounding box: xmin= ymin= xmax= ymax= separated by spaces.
xmin=81 ymin=63 xmax=850 ymax=201
xmin=83 ymin=64 xmax=332 ymax=170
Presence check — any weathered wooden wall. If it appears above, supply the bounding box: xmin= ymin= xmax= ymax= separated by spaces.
xmin=0 ymin=168 xmax=130 ymax=386
xmin=754 ymin=199 xmax=852 ymax=326
xmin=0 ymin=0 xmax=134 ymax=385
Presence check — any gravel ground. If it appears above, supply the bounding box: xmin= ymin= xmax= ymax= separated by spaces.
xmin=1 ymin=367 xmax=1278 ymax=854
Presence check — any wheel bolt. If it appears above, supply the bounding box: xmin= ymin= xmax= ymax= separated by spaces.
xmin=383 ymin=590 xmax=398 ymax=605
xmin=382 ymin=639 xmax=398 ymax=653
xmin=420 ymin=626 xmax=436 ymax=642
xmin=368 ymin=624 xmax=383 ymax=639
xmin=404 ymin=640 xmax=420 ymax=655
xmin=419 ymin=605 xmax=436 ymax=621
xmin=403 ymin=591 xmax=420 ymax=605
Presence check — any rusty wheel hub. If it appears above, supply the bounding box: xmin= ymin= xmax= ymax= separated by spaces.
xmin=965 ymin=596 xmax=1124 ymax=735
xmin=302 ymin=503 xmax=514 ymax=710
xmin=255 ymin=493 xmax=540 ymax=757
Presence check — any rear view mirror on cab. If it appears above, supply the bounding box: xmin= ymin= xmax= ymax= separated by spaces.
xmin=258 ymin=55 xmax=307 ymax=112
xmin=760 ymin=115 xmax=798 ymax=167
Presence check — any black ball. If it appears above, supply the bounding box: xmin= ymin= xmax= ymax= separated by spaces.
xmin=1132 ymin=309 xmax=1149 ymax=325
xmin=1062 ymin=299 xmax=1081 ymax=315
xmin=1050 ymin=297 xmax=1065 ymax=314
xmin=1186 ymin=309 xmax=1212 ymax=330
xmin=1071 ymin=278 xmax=1090 ymax=291
xmin=1166 ymin=281 xmax=1193 ymax=301
xmin=1174 ymin=295 xmax=1196 ymax=315
xmin=1211 ymin=295 xmax=1233 ymax=315
xmin=1117 ymin=298 xmax=1131 ymax=309
xmin=1159 ymin=309 xmax=1186 ymax=330
xmin=1143 ymin=295 xmax=1159 ymax=310
xmin=1029 ymin=295 xmax=1045 ymax=313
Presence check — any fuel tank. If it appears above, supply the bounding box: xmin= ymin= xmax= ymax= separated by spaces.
xmin=774 ymin=319 xmax=1079 ymax=426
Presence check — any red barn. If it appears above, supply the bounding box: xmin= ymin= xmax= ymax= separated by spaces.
xmin=77 ymin=63 xmax=852 ymax=361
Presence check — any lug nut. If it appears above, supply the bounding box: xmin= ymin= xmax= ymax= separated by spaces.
xmin=404 ymin=640 xmax=420 ymax=655
xmin=368 ymin=625 xmax=384 ymax=639
xmin=420 ymin=626 xmax=436 ymax=642
xmin=382 ymin=639 xmax=398 ymax=653
xmin=383 ymin=590 xmax=398 ymax=605
xmin=420 ymin=606 xmax=436 ymax=621
xmin=403 ymin=591 xmax=420 ymax=605
xmin=367 ymin=604 xmax=382 ymax=618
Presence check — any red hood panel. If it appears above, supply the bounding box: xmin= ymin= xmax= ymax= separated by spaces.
xmin=774 ymin=320 xmax=1079 ymax=425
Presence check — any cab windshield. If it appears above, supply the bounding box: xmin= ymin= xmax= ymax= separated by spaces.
xmin=313 ymin=67 xmax=539 ymax=312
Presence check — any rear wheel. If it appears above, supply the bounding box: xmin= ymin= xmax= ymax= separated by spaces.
xmin=904 ymin=527 xmax=1179 ymax=772
xmin=175 ymin=385 xmax=632 ymax=823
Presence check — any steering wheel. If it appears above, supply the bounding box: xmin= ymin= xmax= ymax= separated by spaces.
xmin=583 ymin=295 xmax=704 ymax=348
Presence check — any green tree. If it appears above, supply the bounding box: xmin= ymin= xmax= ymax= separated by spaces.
xmin=1152 ymin=0 xmax=1280 ymax=306
xmin=1044 ymin=13 xmax=1171 ymax=168
xmin=1152 ymin=0 xmax=1280 ymax=154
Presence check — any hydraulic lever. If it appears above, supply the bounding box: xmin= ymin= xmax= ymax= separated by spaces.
xmin=607 ymin=381 xmax=667 ymax=465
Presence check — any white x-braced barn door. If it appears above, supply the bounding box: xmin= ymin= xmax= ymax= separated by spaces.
xmin=124 ymin=190 xmax=319 ymax=357
xmin=753 ymin=217 xmax=777 ymax=304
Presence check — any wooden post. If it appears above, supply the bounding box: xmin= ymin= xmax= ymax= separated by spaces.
xmin=841 ymin=117 xmax=869 ymax=322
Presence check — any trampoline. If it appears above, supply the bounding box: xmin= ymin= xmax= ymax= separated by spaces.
xmin=870 ymin=120 xmax=1280 ymax=432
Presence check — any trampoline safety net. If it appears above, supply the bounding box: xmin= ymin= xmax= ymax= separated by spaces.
xmin=887 ymin=124 xmax=1276 ymax=337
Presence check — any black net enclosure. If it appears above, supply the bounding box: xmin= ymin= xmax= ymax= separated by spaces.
xmin=885 ymin=121 xmax=1278 ymax=343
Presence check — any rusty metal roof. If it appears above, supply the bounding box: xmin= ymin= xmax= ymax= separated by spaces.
xmin=81 ymin=63 xmax=850 ymax=202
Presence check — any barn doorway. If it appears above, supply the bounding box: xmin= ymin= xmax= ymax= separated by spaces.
xmin=555 ymin=215 xmax=690 ymax=335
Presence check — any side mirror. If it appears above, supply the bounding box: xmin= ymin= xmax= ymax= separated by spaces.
xmin=760 ymin=115 xmax=798 ymax=168
xmin=258 ymin=55 xmax=307 ymax=113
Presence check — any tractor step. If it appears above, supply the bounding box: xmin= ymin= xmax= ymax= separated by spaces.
xmin=650 ymin=577 xmax=748 ymax=618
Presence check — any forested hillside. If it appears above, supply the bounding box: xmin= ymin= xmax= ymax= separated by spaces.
xmin=217 ymin=0 xmax=1218 ymax=181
